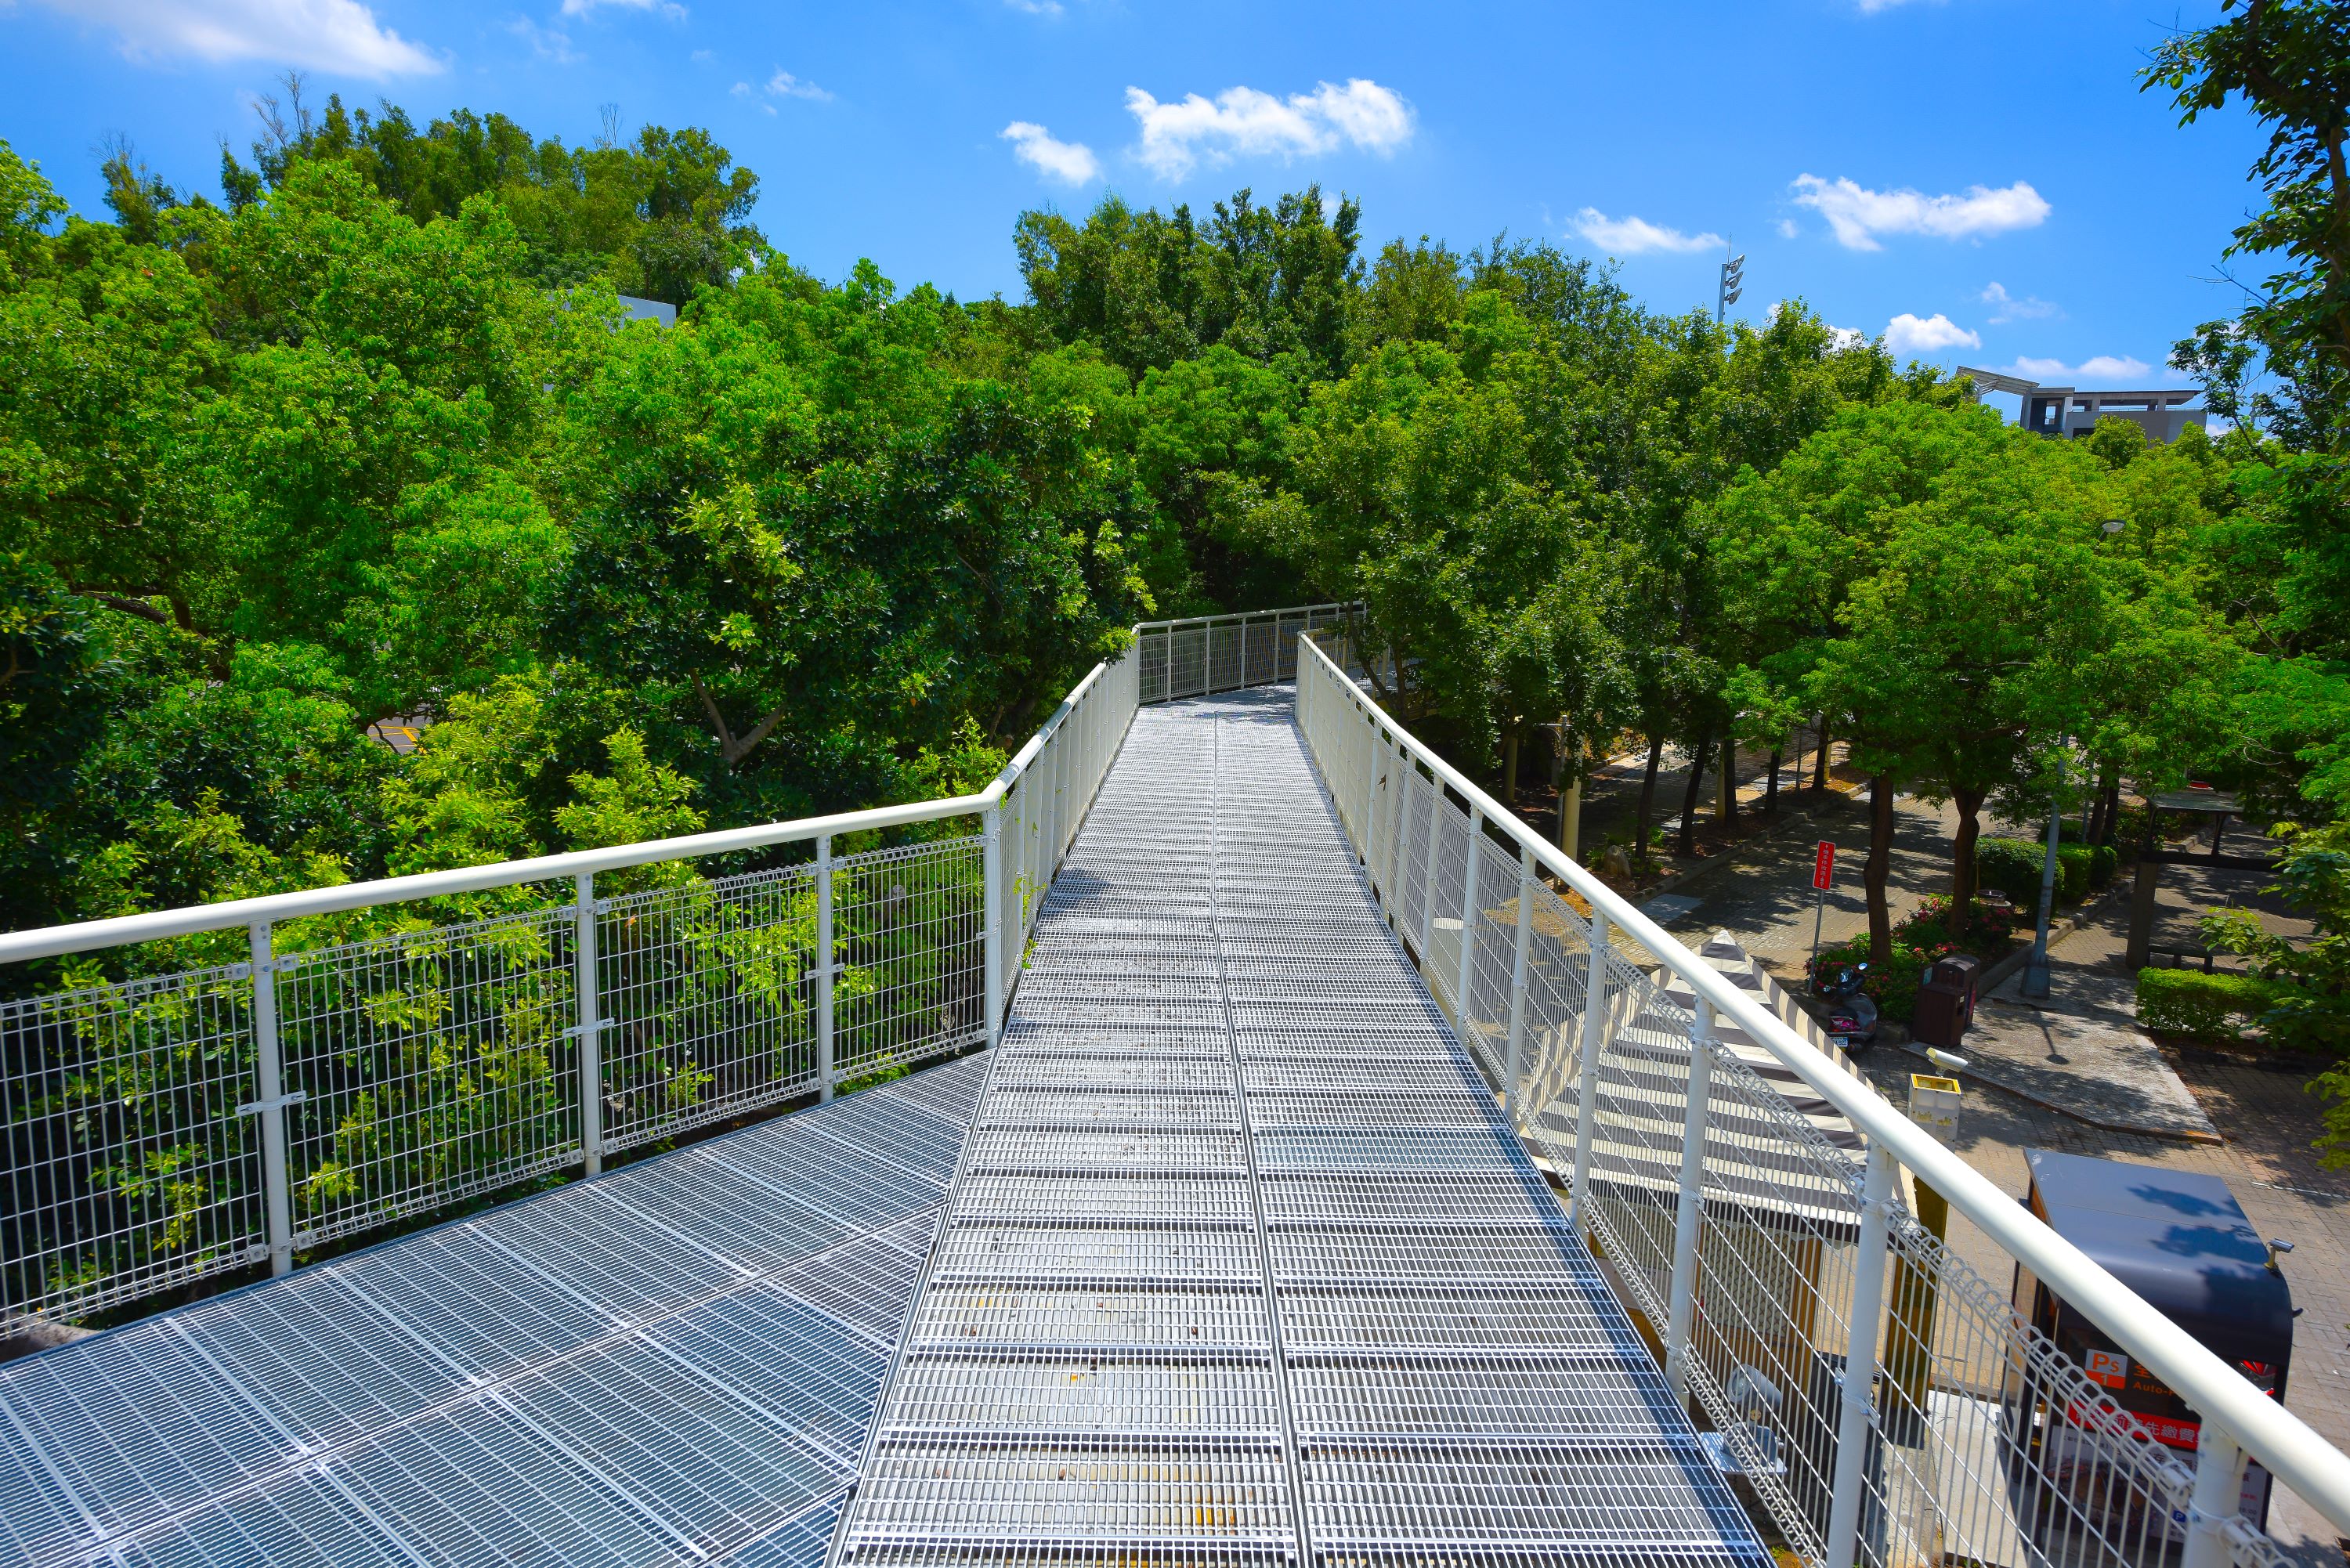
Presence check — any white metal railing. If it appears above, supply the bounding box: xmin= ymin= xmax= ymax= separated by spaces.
xmin=0 ymin=607 xmax=1321 ymax=1326
xmin=1133 ymin=602 xmax=1358 ymax=703
xmin=1294 ymin=634 xmax=2350 ymax=1568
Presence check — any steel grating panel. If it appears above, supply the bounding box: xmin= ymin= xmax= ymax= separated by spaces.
xmin=0 ymin=1058 xmax=985 ymax=1568
xmin=831 ymin=689 xmax=1771 ymax=1568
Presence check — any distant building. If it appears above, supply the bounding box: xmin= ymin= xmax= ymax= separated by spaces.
xmin=616 ymin=294 xmax=678 ymax=327
xmin=1958 ymin=366 xmax=2207 ymax=443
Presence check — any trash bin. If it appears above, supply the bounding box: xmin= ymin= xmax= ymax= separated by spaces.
xmin=1930 ymin=952 xmax=1982 ymax=1009
xmin=1912 ymin=981 xmax=1969 ymax=1048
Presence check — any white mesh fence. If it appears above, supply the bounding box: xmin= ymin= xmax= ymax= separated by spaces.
xmin=2 ymin=966 xmax=265 ymax=1319
xmin=1132 ymin=603 xmax=1359 ymax=704
xmin=1294 ymin=640 xmax=2303 ymax=1568
xmin=1 ymin=607 xmax=1330 ymax=1326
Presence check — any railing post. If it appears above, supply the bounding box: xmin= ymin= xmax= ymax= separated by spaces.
xmin=982 ymin=804 xmax=1003 ymax=1049
xmin=1570 ymin=909 xmax=1610 ymax=1225
xmin=1362 ymin=717 xmax=1383 ymax=880
xmin=1503 ymin=848 xmax=1534 ymax=1118
xmin=1828 ymin=1143 xmax=1897 ymax=1568
xmin=1455 ymin=808 xmax=1483 ymax=1026
xmin=1383 ymin=732 xmax=1406 ymax=911
xmin=574 ymin=873 xmax=602 ymax=1176
xmin=2183 ymin=1426 xmax=2249 ymax=1568
xmin=246 ymin=921 xmax=295 ymax=1278
xmin=816 ymin=835 xmax=835 ymax=1102
xmin=1665 ymin=997 xmax=1716 ymax=1399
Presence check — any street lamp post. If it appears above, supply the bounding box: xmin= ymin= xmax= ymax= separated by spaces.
xmin=2022 ymin=751 xmax=2066 ymax=999
xmin=1717 ymin=251 xmax=1744 ymax=323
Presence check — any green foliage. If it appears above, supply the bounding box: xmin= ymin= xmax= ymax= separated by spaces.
xmin=2143 ymin=0 xmax=2350 ymax=449
xmin=1813 ymin=930 xmax=1950 ymax=1024
xmin=2135 ymin=966 xmax=2283 ymax=1041
xmin=11 ymin=66 xmax=2350 ymax=1247
xmin=1976 ymin=837 xmax=2105 ymax=904
xmin=224 ymin=83 xmax=765 ymax=304
xmin=1014 ymin=186 xmax=1361 ymax=378
xmin=2200 ymin=826 xmax=2350 ymax=1078
xmin=1974 ymin=838 xmax=2045 ymax=902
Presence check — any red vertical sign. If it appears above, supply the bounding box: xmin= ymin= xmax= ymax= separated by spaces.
xmin=1812 ymin=840 xmax=1836 ymax=891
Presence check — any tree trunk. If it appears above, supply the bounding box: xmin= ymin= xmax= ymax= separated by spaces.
xmin=1634 ymin=735 xmax=1665 ymax=865
xmin=1812 ymin=717 xmax=1833 ymax=790
xmin=1677 ymin=736 xmax=1713 ymax=857
xmin=1502 ymin=731 xmax=1520 ymax=806
xmin=1947 ymin=783 xmax=1988 ymax=938
xmin=1766 ymin=750 xmax=1782 ymax=816
xmin=1719 ymin=732 xmax=1737 ymax=822
xmin=1865 ymin=772 xmax=1896 ymax=963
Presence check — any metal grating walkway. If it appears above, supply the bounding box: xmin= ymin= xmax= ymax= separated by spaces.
xmin=834 ymin=689 xmax=1771 ymax=1566
xmin=0 ymin=1057 xmax=989 ymax=1568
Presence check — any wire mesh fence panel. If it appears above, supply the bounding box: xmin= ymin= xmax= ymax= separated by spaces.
xmin=1210 ymin=620 xmax=1246 ymax=692
xmin=1417 ymin=786 xmax=1474 ymax=1027
xmin=1243 ymin=615 xmax=1278 ymax=686
xmin=1137 ymin=627 xmax=1170 ymax=704
xmin=1274 ymin=612 xmax=1304 ymax=680
xmin=1531 ymin=936 xmax=2274 ymax=1568
xmin=2 ymin=966 xmax=264 ymax=1321
xmin=1169 ymin=625 xmax=1207 ymax=699
xmin=1390 ymin=771 xmax=1434 ymax=955
xmin=277 ymin=903 xmax=580 ymax=1248
xmin=598 ymin=863 xmax=818 ymax=1154
xmin=1509 ymin=880 xmax=1596 ymax=1116
xmin=1871 ymin=1203 xmax=2287 ymax=1568
xmin=831 ymin=838 xmax=986 ymax=1087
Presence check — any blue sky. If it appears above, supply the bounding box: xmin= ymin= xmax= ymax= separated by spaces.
xmin=3 ymin=0 xmax=2267 ymax=392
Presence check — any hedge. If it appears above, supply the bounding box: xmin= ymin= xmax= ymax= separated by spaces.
xmin=2135 ymin=968 xmax=2280 ymax=1042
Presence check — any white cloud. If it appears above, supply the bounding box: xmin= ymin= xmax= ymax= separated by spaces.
xmin=509 ymin=15 xmax=580 ymax=63
xmin=1856 ymin=0 xmax=1939 ymax=10
xmin=1571 ymin=208 xmax=1723 ymax=255
xmin=31 ymin=0 xmax=441 ymax=77
xmin=1828 ymin=323 xmax=1871 ymax=350
xmin=562 ymin=0 xmax=685 ymax=16
xmin=1003 ymin=121 xmax=1101 ymax=185
xmin=1125 ymin=78 xmax=1413 ymax=180
xmin=1979 ymin=281 xmax=2059 ymax=324
xmin=690 ymin=47 xmax=712 ymax=60
xmin=1005 ymin=0 xmax=1065 ymax=12
xmin=1885 ymin=312 xmax=1980 ymax=353
xmin=765 ymin=67 xmax=831 ymax=101
xmin=2008 ymin=354 xmax=2152 ymax=384
xmin=1776 ymin=218 xmax=1799 ymax=239
xmin=1791 ymin=174 xmax=2049 ymax=251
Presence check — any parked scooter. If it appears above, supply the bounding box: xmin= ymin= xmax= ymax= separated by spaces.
xmin=1810 ymin=959 xmax=1880 ymax=1050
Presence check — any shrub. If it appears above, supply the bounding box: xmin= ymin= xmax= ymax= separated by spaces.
xmin=2135 ymin=968 xmax=2280 ymax=1042
xmin=2055 ymin=845 xmax=2092 ymax=902
xmin=1976 ymin=838 xmax=2045 ymax=904
xmin=1978 ymin=836 xmax=2100 ymax=905
xmin=1907 ymin=895 xmax=2015 ymax=957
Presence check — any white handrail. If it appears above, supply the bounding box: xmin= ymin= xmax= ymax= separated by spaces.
xmin=1294 ymin=633 xmax=2350 ymax=1537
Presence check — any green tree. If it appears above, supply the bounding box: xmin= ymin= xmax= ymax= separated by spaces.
xmin=2145 ymin=0 xmax=2350 ymax=448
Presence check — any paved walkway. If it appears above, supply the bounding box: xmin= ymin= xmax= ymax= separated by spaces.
xmin=1910 ymin=960 xmax=2220 ymax=1141
xmin=1634 ymin=786 xmax=1965 ymax=976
